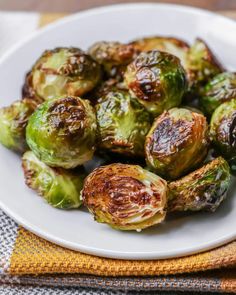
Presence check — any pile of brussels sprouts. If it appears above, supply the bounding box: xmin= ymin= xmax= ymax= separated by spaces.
xmin=0 ymin=36 xmax=234 ymax=231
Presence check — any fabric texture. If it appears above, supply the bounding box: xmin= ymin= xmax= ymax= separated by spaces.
xmin=9 ymin=226 xmax=236 ymax=277
xmin=0 ymin=11 xmax=236 ymax=294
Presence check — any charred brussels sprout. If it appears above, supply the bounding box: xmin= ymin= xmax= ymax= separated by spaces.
xmin=145 ymin=108 xmax=209 ymax=179
xmin=88 ymin=41 xmax=138 ymax=78
xmin=24 ymin=47 xmax=101 ymax=102
xmin=0 ymin=98 xmax=38 ymax=153
xmin=124 ymin=50 xmax=187 ymax=116
xmin=131 ymin=36 xmax=189 ymax=68
xmin=186 ymin=38 xmax=223 ymax=90
xmin=26 ymin=96 xmax=97 ymax=169
xmin=82 ymin=163 xmax=167 ymax=230
xmin=200 ymin=72 xmax=236 ymax=117
xmin=168 ymin=157 xmax=231 ymax=212
xmin=96 ymin=90 xmax=152 ymax=157
xmin=22 ymin=151 xmax=84 ymax=209
xmin=210 ymin=99 xmax=236 ymax=174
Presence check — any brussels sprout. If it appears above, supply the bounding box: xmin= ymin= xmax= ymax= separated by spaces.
xmin=200 ymin=72 xmax=236 ymax=117
xmin=210 ymin=99 xmax=236 ymax=174
xmin=186 ymin=38 xmax=223 ymax=90
xmin=96 ymin=90 xmax=152 ymax=157
xmin=131 ymin=36 xmax=189 ymax=67
xmin=0 ymin=98 xmax=38 ymax=153
xmin=145 ymin=108 xmax=209 ymax=180
xmin=25 ymin=47 xmax=101 ymax=101
xmin=22 ymin=151 xmax=84 ymax=209
xmin=88 ymin=41 xmax=138 ymax=79
xmin=82 ymin=163 xmax=167 ymax=231
xmin=168 ymin=157 xmax=231 ymax=212
xmin=124 ymin=50 xmax=187 ymax=116
xmin=86 ymin=78 xmax=127 ymax=104
xmin=26 ymin=96 xmax=97 ymax=169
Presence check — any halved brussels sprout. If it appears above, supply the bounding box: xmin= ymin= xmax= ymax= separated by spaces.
xmin=210 ymin=99 xmax=236 ymax=174
xmin=26 ymin=96 xmax=97 ymax=169
xmin=130 ymin=36 xmax=189 ymax=67
xmin=168 ymin=157 xmax=231 ymax=212
xmin=124 ymin=50 xmax=187 ymax=116
xmin=88 ymin=41 xmax=138 ymax=79
xmin=145 ymin=108 xmax=209 ymax=180
xmin=0 ymin=98 xmax=38 ymax=153
xmin=24 ymin=47 xmax=101 ymax=102
xmin=200 ymin=72 xmax=236 ymax=117
xmin=186 ymin=38 xmax=223 ymax=90
xmin=82 ymin=163 xmax=167 ymax=230
xmin=22 ymin=151 xmax=84 ymax=209
xmin=96 ymin=90 xmax=152 ymax=157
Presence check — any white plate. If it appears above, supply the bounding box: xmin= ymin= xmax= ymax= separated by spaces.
xmin=0 ymin=3 xmax=235 ymax=260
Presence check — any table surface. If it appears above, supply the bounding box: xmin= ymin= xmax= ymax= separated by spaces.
xmin=0 ymin=0 xmax=235 ymax=13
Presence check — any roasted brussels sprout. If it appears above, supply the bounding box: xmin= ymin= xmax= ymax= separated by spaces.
xmin=26 ymin=96 xmax=97 ymax=169
xmin=24 ymin=47 xmax=101 ymax=102
xmin=210 ymin=99 xmax=236 ymax=174
xmin=88 ymin=41 xmax=138 ymax=79
xmin=96 ymin=90 xmax=152 ymax=157
xmin=124 ymin=50 xmax=187 ymax=116
xmin=22 ymin=151 xmax=84 ymax=209
xmin=168 ymin=157 xmax=231 ymax=212
xmin=145 ymin=108 xmax=209 ymax=179
xmin=131 ymin=36 xmax=189 ymax=67
xmin=200 ymin=72 xmax=236 ymax=117
xmin=186 ymin=38 xmax=223 ymax=90
xmin=86 ymin=78 xmax=127 ymax=104
xmin=82 ymin=163 xmax=167 ymax=230
xmin=0 ymin=98 xmax=38 ymax=153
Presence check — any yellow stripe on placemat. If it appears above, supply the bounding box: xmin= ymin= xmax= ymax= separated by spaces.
xmin=9 ymin=227 xmax=236 ymax=276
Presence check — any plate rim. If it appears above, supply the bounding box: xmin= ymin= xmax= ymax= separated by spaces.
xmin=0 ymin=3 xmax=235 ymax=260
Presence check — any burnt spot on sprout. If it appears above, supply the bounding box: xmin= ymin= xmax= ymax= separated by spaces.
xmin=62 ymin=52 xmax=97 ymax=77
xmin=148 ymin=114 xmax=193 ymax=157
xmin=48 ymin=97 xmax=86 ymax=135
xmin=216 ymin=112 xmax=236 ymax=147
xmin=135 ymin=67 xmax=163 ymax=101
xmin=229 ymin=113 xmax=236 ymax=147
